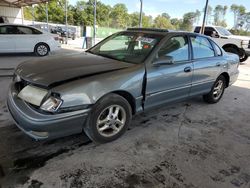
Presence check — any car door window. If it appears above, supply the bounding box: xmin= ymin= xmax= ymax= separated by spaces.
xmin=191 ymin=36 xmax=215 ymax=59
xmin=157 ymin=36 xmax=189 ymax=63
xmin=0 ymin=26 xmax=7 ymax=34
xmin=2 ymin=26 xmax=18 ymax=34
xmin=16 ymin=26 xmax=33 ymax=34
xmin=204 ymin=27 xmax=216 ymax=37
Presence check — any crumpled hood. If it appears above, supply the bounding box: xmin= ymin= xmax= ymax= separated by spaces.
xmin=16 ymin=52 xmax=133 ymax=87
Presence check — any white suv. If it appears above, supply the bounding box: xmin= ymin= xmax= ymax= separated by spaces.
xmin=194 ymin=26 xmax=250 ymax=62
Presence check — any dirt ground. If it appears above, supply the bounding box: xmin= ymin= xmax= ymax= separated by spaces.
xmin=0 ymin=52 xmax=249 ymax=188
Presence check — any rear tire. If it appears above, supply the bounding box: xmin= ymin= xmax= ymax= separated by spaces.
xmin=35 ymin=43 xmax=49 ymax=56
xmin=203 ymin=75 xmax=226 ymax=104
xmin=84 ymin=93 xmax=132 ymax=143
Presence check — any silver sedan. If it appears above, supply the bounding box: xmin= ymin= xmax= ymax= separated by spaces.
xmin=7 ymin=28 xmax=239 ymax=143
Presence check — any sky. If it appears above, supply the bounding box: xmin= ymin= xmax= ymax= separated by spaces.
xmin=69 ymin=0 xmax=250 ymax=28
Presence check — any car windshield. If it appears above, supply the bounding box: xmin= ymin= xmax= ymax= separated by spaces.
xmin=215 ymin=27 xmax=232 ymax=36
xmin=88 ymin=32 xmax=163 ymax=64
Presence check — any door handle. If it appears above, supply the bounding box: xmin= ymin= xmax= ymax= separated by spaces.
xmin=184 ymin=67 xmax=192 ymax=73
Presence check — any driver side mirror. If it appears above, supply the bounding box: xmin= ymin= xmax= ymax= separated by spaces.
xmin=153 ymin=56 xmax=174 ymax=66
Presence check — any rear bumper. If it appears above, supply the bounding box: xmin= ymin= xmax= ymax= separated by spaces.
xmin=229 ymin=69 xmax=239 ymax=86
xmin=49 ymin=41 xmax=61 ymax=52
xmin=7 ymin=83 xmax=89 ymax=140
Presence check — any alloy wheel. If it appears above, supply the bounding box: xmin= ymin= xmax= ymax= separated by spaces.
xmin=37 ymin=45 xmax=48 ymax=56
xmin=96 ymin=105 xmax=126 ymax=138
xmin=213 ymin=80 xmax=224 ymax=100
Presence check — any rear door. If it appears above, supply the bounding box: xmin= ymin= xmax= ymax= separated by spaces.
xmin=144 ymin=35 xmax=193 ymax=109
xmin=189 ymin=35 xmax=225 ymax=96
xmin=15 ymin=26 xmax=40 ymax=52
xmin=0 ymin=25 xmax=16 ymax=53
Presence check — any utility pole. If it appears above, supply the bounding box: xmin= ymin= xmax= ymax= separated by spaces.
xmin=65 ymin=0 xmax=68 ymax=44
xmin=139 ymin=0 xmax=143 ymax=27
xmin=21 ymin=7 xmax=24 ymax=24
xmin=201 ymin=0 xmax=209 ymax=34
xmin=93 ymin=0 xmax=97 ymax=45
xmin=46 ymin=2 xmax=49 ymax=32
xmin=32 ymin=5 xmax=35 ymax=25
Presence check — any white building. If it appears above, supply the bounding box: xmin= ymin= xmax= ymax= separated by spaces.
xmin=0 ymin=0 xmax=22 ymax=24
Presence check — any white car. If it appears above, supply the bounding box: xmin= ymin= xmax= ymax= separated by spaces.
xmin=194 ymin=26 xmax=250 ymax=62
xmin=0 ymin=24 xmax=61 ymax=56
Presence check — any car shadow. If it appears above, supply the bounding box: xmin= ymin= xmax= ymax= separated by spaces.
xmin=0 ymin=48 xmax=82 ymax=58
xmin=0 ymin=53 xmax=36 ymax=57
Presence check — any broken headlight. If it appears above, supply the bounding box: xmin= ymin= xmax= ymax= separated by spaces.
xmin=40 ymin=96 xmax=63 ymax=113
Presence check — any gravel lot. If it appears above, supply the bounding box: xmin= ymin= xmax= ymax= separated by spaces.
xmin=0 ymin=51 xmax=249 ymax=188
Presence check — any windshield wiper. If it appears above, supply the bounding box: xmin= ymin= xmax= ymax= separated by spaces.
xmin=95 ymin=53 xmax=119 ymax=61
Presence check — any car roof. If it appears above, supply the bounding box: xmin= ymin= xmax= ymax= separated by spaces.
xmin=0 ymin=23 xmax=32 ymax=27
xmin=0 ymin=23 xmax=42 ymax=29
xmin=126 ymin=27 xmax=204 ymax=37
xmin=0 ymin=23 xmax=46 ymax=32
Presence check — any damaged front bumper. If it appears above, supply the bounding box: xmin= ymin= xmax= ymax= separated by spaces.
xmin=7 ymin=83 xmax=90 ymax=140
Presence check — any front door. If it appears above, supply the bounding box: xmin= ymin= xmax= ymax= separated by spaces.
xmin=14 ymin=26 xmax=37 ymax=52
xmin=144 ymin=35 xmax=193 ymax=109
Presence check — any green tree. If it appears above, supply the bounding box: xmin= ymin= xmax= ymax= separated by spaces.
xmin=23 ymin=6 xmax=34 ymax=21
xmin=143 ymin=15 xmax=153 ymax=28
xmin=231 ymin=4 xmax=246 ymax=28
xmin=205 ymin=5 xmax=213 ymax=25
xmin=161 ymin=13 xmax=171 ymax=20
xmin=129 ymin=12 xmax=153 ymax=28
xmin=110 ymin=3 xmax=129 ymax=28
xmin=170 ymin=18 xmax=182 ymax=29
xmin=24 ymin=0 xmax=75 ymax=25
xmin=214 ymin=5 xmax=227 ymax=27
xmin=180 ymin=12 xmax=197 ymax=31
xmin=194 ymin=9 xmax=201 ymax=25
xmin=153 ymin=15 xmax=174 ymax=29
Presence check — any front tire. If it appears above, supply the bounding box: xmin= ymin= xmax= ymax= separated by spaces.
xmin=203 ymin=75 xmax=226 ymax=104
xmin=224 ymin=47 xmax=248 ymax=63
xmin=35 ymin=43 xmax=49 ymax=56
xmin=239 ymin=53 xmax=248 ymax=63
xmin=84 ymin=94 xmax=132 ymax=143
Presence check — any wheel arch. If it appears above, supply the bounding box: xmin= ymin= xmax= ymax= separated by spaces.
xmin=34 ymin=42 xmax=50 ymax=52
xmin=222 ymin=44 xmax=239 ymax=53
xmin=110 ymin=90 xmax=136 ymax=115
xmin=220 ymin=72 xmax=230 ymax=88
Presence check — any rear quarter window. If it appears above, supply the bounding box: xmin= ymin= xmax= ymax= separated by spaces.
xmin=191 ymin=36 xmax=215 ymax=59
xmin=210 ymin=40 xmax=222 ymax=56
xmin=32 ymin=28 xmax=43 ymax=34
